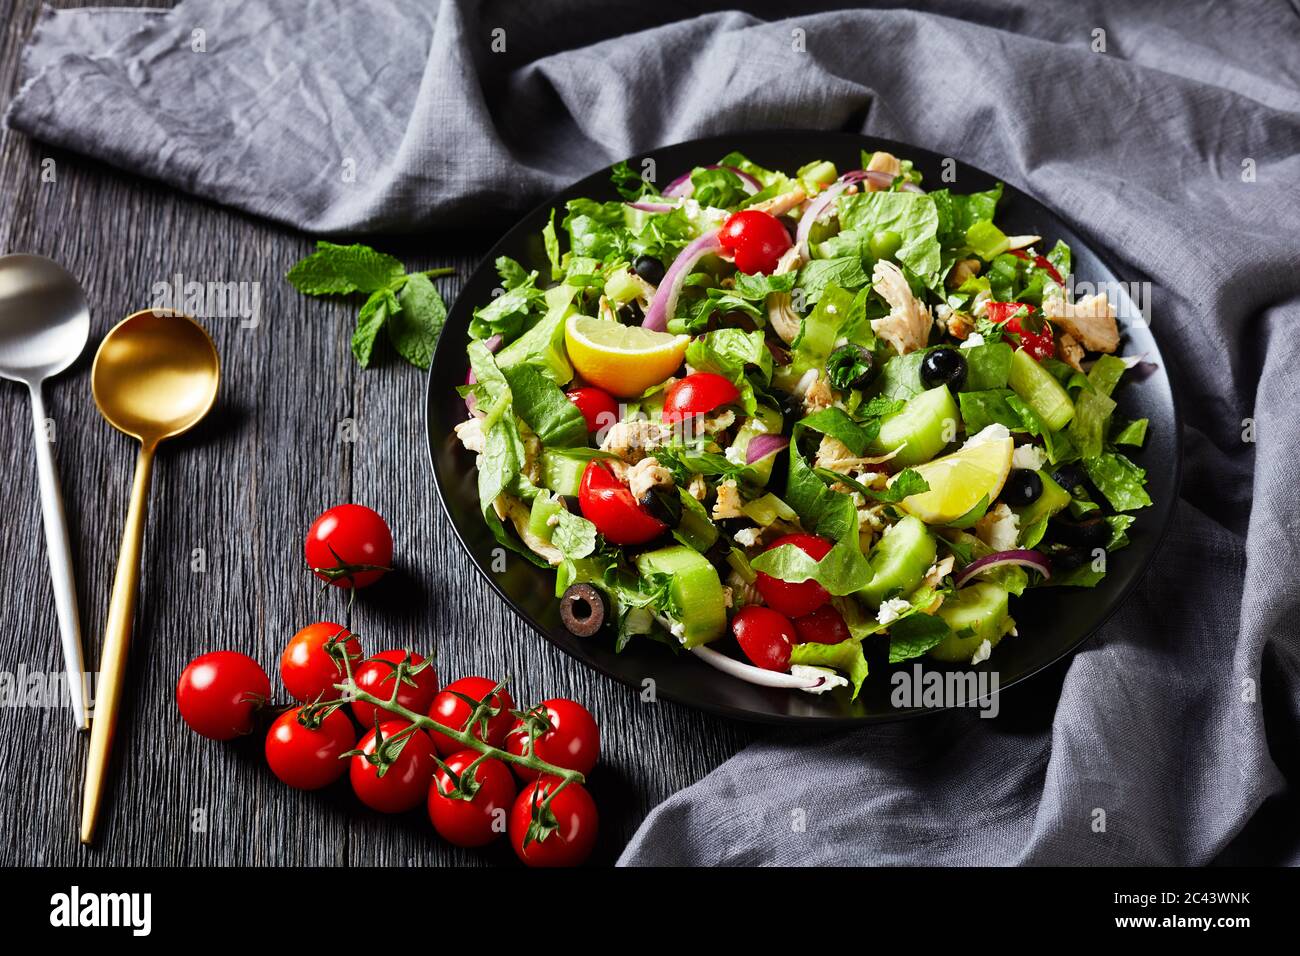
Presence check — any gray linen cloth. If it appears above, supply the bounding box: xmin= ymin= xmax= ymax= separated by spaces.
xmin=10 ymin=0 xmax=1300 ymax=865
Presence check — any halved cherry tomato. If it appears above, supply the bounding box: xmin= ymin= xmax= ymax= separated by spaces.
xmin=719 ymin=209 xmax=793 ymax=275
xmin=280 ymin=622 xmax=363 ymax=703
xmin=986 ymin=301 xmax=1055 ymax=362
xmin=428 ymin=750 xmax=517 ymax=847
xmin=509 ymin=778 xmax=599 ymax=868
xmin=265 ymin=706 xmax=356 ymax=790
xmin=793 ymin=604 xmax=851 ymax=645
xmin=304 ymin=504 xmax=392 ymax=589
xmin=505 ymin=698 xmax=600 ymax=781
xmin=349 ymin=722 xmax=438 ymax=814
xmin=176 ymin=651 xmax=271 ymax=741
xmin=427 ymin=676 xmax=516 ymax=756
xmin=578 ymin=460 xmax=666 ymax=545
xmin=350 ymin=649 xmax=439 ymax=730
xmin=661 ymin=372 xmax=741 ymax=425
xmin=1008 ymin=249 xmax=1064 ymax=285
xmin=731 ymin=606 xmax=797 ymax=671
xmin=754 ymin=533 xmax=832 ymax=617
xmin=566 ymin=386 xmax=619 ymax=434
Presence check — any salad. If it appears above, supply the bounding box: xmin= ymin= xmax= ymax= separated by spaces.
xmin=455 ymin=148 xmax=1152 ymax=699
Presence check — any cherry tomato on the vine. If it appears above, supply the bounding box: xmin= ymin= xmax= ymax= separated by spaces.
xmin=350 ymin=650 xmax=439 ymax=730
xmin=754 ymin=533 xmax=833 ymax=617
xmin=730 ymin=606 xmax=797 ymax=671
xmin=719 ymin=209 xmax=793 ymax=275
xmin=427 ymin=676 xmax=516 ymax=756
xmin=565 ymin=386 xmax=620 ymax=434
xmin=280 ymin=622 xmax=362 ymax=703
xmin=305 ymin=504 xmax=393 ymax=589
xmin=428 ymin=750 xmax=517 ymax=847
xmin=578 ymin=460 xmax=666 ymax=546
xmin=505 ymin=698 xmax=600 ymax=781
xmin=176 ymin=651 xmax=271 ymax=741
xmin=986 ymin=301 xmax=1055 ymax=362
xmin=661 ymin=372 xmax=741 ymax=425
xmin=793 ymin=604 xmax=851 ymax=646
xmin=349 ymin=722 xmax=437 ymax=814
xmin=265 ymin=706 xmax=356 ymax=790
xmin=509 ymin=778 xmax=599 ymax=868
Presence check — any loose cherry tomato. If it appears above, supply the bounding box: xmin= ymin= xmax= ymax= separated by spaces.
xmin=427 ymin=676 xmax=516 ymax=756
xmin=509 ymin=778 xmax=599 ymax=868
xmin=305 ymin=504 xmax=393 ymax=589
xmin=754 ymin=533 xmax=833 ymax=617
xmin=505 ymin=698 xmax=601 ymax=781
xmin=350 ymin=650 xmax=439 ymax=730
xmin=793 ymin=604 xmax=851 ymax=645
xmin=428 ymin=750 xmax=517 ymax=847
xmin=719 ymin=209 xmax=793 ymax=275
xmin=731 ymin=606 xmax=797 ymax=670
xmin=578 ymin=460 xmax=666 ymax=545
xmin=987 ymin=301 xmax=1055 ymax=362
xmin=176 ymin=651 xmax=271 ymax=740
xmin=661 ymin=372 xmax=741 ymax=425
xmin=566 ymin=386 xmax=620 ymax=434
xmin=280 ymin=622 xmax=363 ymax=703
xmin=1008 ymin=249 xmax=1065 ymax=285
xmin=349 ymin=722 xmax=437 ymax=813
xmin=265 ymin=706 xmax=356 ymax=790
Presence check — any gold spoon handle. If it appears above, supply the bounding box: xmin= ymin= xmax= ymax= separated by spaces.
xmin=81 ymin=443 xmax=154 ymax=845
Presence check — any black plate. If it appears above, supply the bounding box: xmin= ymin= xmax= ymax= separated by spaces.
xmin=426 ymin=131 xmax=1181 ymax=724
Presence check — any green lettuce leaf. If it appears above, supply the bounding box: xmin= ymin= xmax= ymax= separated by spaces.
xmin=789 ymin=640 xmax=870 ymax=699
xmin=1084 ymin=452 xmax=1152 ymax=512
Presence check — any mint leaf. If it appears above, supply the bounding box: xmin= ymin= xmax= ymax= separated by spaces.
xmin=552 ymin=510 xmax=598 ymax=560
xmin=386 ymin=273 xmax=446 ymax=369
xmin=287 ymin=241 xmax=405 ymax=295
xmin=888 ymin=612 xmax=950 ymax=663
xmin=352 ymin=289 xmax=397 ymax=368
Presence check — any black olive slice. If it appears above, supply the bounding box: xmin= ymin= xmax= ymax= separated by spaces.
xmin=559 ymin=584 xmax=607 ymax=637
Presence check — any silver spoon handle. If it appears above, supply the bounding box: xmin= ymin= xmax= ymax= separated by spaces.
xmin=28 ymin=384 xmax=89 ymax=730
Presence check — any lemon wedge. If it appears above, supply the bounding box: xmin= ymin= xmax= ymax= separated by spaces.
xmin=564 ymin=315 xmax=689 ymax=398
xmin=893 ymin=434 xmax=1014 ymax=525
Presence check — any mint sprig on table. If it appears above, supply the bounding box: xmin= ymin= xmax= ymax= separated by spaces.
xmin=286 ymin=241 xmax=454 ymax=369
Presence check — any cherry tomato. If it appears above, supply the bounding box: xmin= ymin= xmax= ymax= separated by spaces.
xmin=349 ymin=722 xmax=437 ymax=813
xmin=427 ymin=676 xmax=516 ymax=756
xmin=428 ymin=750 xmax=517 ymax=847
xmin=350 ymin=650 xmax=439 ymax=730
xmin=578 ymin=460 xmax=666 ymax=546
xmin=661 ymin=372 xmax=741 ymax=425
xmin=566 ymin=386 xmax=620 ymax=434
xmin=304 ymin=504 xmax=393 ymax=589
xmin=509 ymin=778 xmax=599 ymax=867
xmin=176 ymin=651 xmax=271 ymax=740
xmin=505 ymin=698 xmax=601 ymax=781
xmin=793 ymin=604 xmax=851 ymax=645
xmin=265 ymin=706 xmax=356 ymax=790
xmin=754 ymin=533 xmax=833 ymax=617
xmin=280 ymin=622 xmax=363 ymax=703
xmin=731 ymin=606 xmax=797 ymax=671
xmin=1008 ymin=249 xmax=1065 ymax=285
xmin=719 ymin=209 xmax=793 ymax=275
xmin=986 ymin=301 xmax=1055 ymax=362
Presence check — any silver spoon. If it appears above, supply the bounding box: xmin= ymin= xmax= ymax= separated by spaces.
xmin=0 ymin=254 xmax=91 ymax=729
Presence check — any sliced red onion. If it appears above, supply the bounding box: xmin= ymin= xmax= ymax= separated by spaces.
xmin=690 ymin=645 xmax=829 ymax=690
xmin=745 ymin=433 xmax=790 ymax=465
xmin=641 ymin=229 xmax=722 ymax=332
xmin=464 ymin=334 xmax=504 ymax=413
xmin=901 ymin=181 xmax=926 ymax=194
xmin=662 ymin=165 xmax=762 ymax=200
xmin=795 ymin=181 xmax=848 ymax=260
xmin=626 ymin=200 xmax=677 ymax=214
xmin=954 ymin=549 xmax=1051 ymax=588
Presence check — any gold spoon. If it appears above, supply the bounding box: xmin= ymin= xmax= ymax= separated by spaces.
xmin=81 ymin=309 xmax=219 ymax=844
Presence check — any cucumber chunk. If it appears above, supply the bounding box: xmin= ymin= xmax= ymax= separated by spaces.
xmin=541 ymin=450 xmax=587 ymax=497
xmin=1011 ymin=470 xmax=1070 ymax=528
xmin=634 ymin=545 xmax=726 ymax=648
xmin=857 ymin=515 xmax=937 ymax=607
xmin=928 ymin=582 xmax=1013 ymax=663
xmin=868 ymin=385 xmax=961 ymax=467
xmin=1007 ymin=349 xmax=1074 ymax=431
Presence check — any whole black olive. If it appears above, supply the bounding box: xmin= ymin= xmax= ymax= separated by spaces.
xmin=633 ymin=255 xmax=667 ymax=287
xmin=1049 ymin=517 xmax=1110 ymax=550
xmin=1047 ymin=546 xmax=1087 ymax=572
xmin=638 ymin=487 xmax=682 ymax=528
xmin=618 ymin=299 xmax=645 ymax=324
xmin=559 ymin=584 xmax=608 ymax=637
xmin=775 ymin=389 xmax=805 ymax=424
xmin=999 ymin=468 xmax=1043 ymax=507
xmin=920 ymin=347 xmax=967 ymax=390
xmin=825 ymin=343 xmax=877 ymax=391
xmin=1050 ymin=463 xmax=1088 ymax=492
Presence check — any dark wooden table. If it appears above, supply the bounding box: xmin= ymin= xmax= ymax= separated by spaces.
xmin=0 ymin=0 xmax=756 ymax=867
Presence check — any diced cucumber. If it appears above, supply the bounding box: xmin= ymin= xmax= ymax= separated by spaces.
xmin=928 ymin=582 xmax=1013 ymax=663
xmin=1008 ymin=349 xmax=1074 ymax=431
xmin=541 ymin=450 xmax=587 ymax=497
xmin=635 ymin=545 xmax=727 ymax=647
xmin=603 ymin=267 xmax=641 ymax=306
xmin=856 ymin=515 xmax=937 ymax=607
xmin=528 ymin=493 xmax=562 ymax=543
xmin=674 ymin=491 xmax=719 ymax=553
xmin=868 ymin=385 xmax=961 ymax=467
xmin=728 ymin=404 xmax=783 ymax=485
xmin=1011 ymin=470 xmax=1070 ymax=528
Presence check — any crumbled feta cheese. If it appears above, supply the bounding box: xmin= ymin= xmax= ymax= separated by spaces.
xmin=971 ymin=639 xmax=993 ymax=665
xmin=724 ymin=444 xmax=747 ymax=465
xmin=974 ymin=503 xmax=1020 ymax=551
xmin=959 ymin=332 xmax=985 ymax=350
xmin=876 ymin=597 xmax=912 ymax=626
xmin=964 ymin=423 xmax=1011 ymax=448
xmin=1011 ymin=444 xmax=1047 ymax=471
xmin=791 ymin=665 xmax=849 ymax=695
xmin=733 ymin=527 xmax=761 ymax=548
